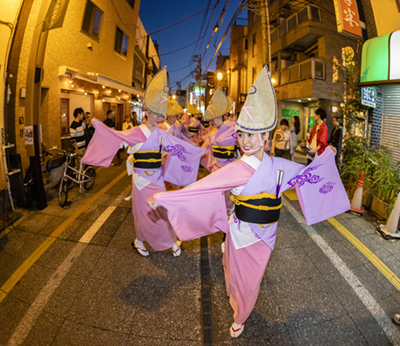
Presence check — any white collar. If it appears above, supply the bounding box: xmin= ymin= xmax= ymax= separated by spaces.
xmin=240 ymin=154 xmax=262 ymax=170
xmin=139 ymin=124 xmax=151 ymax=138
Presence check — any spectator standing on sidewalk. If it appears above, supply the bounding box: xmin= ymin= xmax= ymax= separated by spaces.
xmin=70 ymin=107 xmax=86 ymax=156
xmin=290 ymin=115 xmax=300 ymax=161
xmin=306 ymin=108 xmax=328 ymax=165
xmin=328 ymin=116 xmax=342 ymax=167
xmin=271 ymin=118 xmax=292 ymax=159
xmin=84 ymin=112 xmax=95 ymax=147
xmin=122 ymin=115 xmax=133 ymax=131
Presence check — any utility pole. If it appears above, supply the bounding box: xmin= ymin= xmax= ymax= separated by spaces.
xmin=259 ymin=0 xmax=271 ymax=69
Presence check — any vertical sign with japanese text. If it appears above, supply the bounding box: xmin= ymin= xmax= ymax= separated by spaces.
xmin=333 ymin=0 xmax=362 ymax=38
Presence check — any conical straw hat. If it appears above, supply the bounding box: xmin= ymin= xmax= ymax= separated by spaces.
xmin=144 ymin=67 xmax=169 ymax=116
xmin=167 ymin=99 xmax=184 ymax=116
xmin=236 ymin=66 xmax=277 ymax=133
xmin=227 ymin=96 xmax=233 ymax=112
xmin=204 ymin=89 xmax=230 ymax=121
xmin=188 ymin=103 xmax=201 ymax=115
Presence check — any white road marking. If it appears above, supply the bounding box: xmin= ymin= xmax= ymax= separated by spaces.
xmin=7 ymin=185 xmax=132 ymax=345
xmin=79 ymin=207 xmax=116 ymax=243
xmin=283 ymin=196 xmax=400 ymax=346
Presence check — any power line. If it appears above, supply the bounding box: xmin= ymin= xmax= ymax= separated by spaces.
xmin=140 ymin=2 xmax=218 ymax=39
xmin=202 ymin=1 xmax=246 ymax=77
xmin=168 ymin=62 xmax=195 ymax=73
xmin=192 ymin=0 xmax=214 ymax=55
xmin=152 ymin=36 xmax=204 ymax=58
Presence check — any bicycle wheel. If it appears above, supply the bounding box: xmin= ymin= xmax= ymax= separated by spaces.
xmin=58 ymin=178 xmax=68 ymax=207
xmin=83 ymin=167 xmax=96 ymax=190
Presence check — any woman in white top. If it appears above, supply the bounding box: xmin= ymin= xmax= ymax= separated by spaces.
xmin=289 ymin=115 xmax=300 ymax=161
xmin=270 ymin=118 xmax=292 ymax=159
xmin=122 ymin=115 xmax=134 ymax=131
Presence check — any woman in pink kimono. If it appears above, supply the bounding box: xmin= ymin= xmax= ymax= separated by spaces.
xmin=201 ymin=89 xmax=237 ymax=174
xmin=148 ymin=67 xmax=350 ymax=337
xmin=186 ymin=103 xmax=205 ymax=147
xmin=81 ymin=68 xmax=204 ymax=257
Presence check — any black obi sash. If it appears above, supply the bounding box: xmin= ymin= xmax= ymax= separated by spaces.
xmin=133 ymin=151 xmax=162 ymax=169
xmin=212 ymin=145 xmax=236 ymax=159
xmin=231 ymin=193 xmax=282 ymax=224
xmin=188 ymin=126 xmax=198 ymax=133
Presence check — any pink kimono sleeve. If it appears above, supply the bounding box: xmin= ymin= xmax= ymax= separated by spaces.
xmin=293 ymin=147 xmax=350 ymax=225
xmin=81 ymin=120 xmax=145 ymax=167
xmin=154 ymin=160 xmax=254 ymax=241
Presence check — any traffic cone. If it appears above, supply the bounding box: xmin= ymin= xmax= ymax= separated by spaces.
xmin=350 ymin=171 xmax=365 ymax=215
xmin=377 ymin=192 xmax=400 ymax=239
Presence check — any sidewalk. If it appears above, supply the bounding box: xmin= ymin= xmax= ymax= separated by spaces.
xmin=0 ymin=158 xmax=399 ymax=345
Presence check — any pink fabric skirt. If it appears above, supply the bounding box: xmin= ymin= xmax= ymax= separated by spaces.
xmin=222 ymin=232 xmax=272 ymax=325
xmin=132 ymin=182 xmax=177 ymax=251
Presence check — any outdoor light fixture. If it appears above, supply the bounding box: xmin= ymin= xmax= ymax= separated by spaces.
xmin=85 ymin=93 xmax=87 ymax=95
xmin=81 ymin=89 xmax=84 ymax=92
xmin=298 ymin=100 xmax=302 ymax=102
xmin=332 ymin=106 xmax=338 ymax=112
xmin=118 ymin=89 xmax=121 ymax=92
xmin=308 ymin=98 xmax=312 ymax=101
xmin=214 ymin=25 xmax=219 ymax=32
xmin=217 ymin=72 xmax=223 ymax=80
xmin=172 ymin=95 xmax=176 ymax=99
xmin=108 ymin=90 xmax=111 ymax=93
xmin=102 ymin=99 xmax=105 ymax=102
xmin=71 ymin=84 xmax=74 ymax=87
xmin=271 ymin=78 xmax=277 ymax=85
xmin=102 ymin=85 xmax=105 ymax=88
xmin=96 ymin=91 xmax=99 ymax=94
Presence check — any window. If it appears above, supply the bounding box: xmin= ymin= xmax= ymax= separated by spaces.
xmin=252 ymin=32 xmax=257 ymax=57
xmin=82 ymin=1 xmax=103 ymax=39
xmin=134 ymin=55 xmax=144 ymax=74
xmin=126 ymin=0 xmax=135 ymax=8
xmin=252 ymin=67 xmax=257 ymax=84
xmin=115 ymin=27 xmax=129 ymax=56
xmin=60 ymin=98 xmax=70 ymax=137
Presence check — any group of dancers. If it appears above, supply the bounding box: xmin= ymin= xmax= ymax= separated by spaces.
xmin=81 ymin=66 xmax=350 ymax=338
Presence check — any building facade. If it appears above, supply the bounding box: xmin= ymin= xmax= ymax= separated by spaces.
xmin=4 ymin=0 xmax=162 ymax=174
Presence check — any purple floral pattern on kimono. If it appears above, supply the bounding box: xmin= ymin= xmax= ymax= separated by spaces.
xmin=164 ymin=144 xmax=190 ymax=162
xmin=288 ymin=164 xmax=323 ymax=187
xmin=319 ymin=182 xmax=335 ymax=194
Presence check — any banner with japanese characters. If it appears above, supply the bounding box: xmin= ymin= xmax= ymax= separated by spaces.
xmin=333 ymin=0 xmax=362 ymax=38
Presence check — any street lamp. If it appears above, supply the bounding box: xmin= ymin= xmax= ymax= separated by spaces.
xmin=172 ymin=94 xmax=176 ymax=99
xmin=217 ymin=72 xmax=223 ymax=81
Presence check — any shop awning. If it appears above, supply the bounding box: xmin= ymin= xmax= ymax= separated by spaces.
xmin=360 ymin=30 xmax=400 ymax=86
xmin=58 ymin=66 xmax=144 ymax=96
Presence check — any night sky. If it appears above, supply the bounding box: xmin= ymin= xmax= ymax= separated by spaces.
xmin=139 ymin=0 xmax=246 ymax=93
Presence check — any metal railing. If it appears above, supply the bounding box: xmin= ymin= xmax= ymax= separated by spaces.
xmin=271 ymin=5 xmax=321 ymax=43
xmin=271 ymin=58 xmax=325 ymax=86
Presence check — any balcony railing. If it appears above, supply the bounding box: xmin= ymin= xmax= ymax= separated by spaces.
xmin=271 ymin=58 xmax=325 ymax=86
xmin=271 ymin=5 xmax=321 ymax=43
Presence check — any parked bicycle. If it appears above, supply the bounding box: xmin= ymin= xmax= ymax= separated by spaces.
xmin=58 ymin=150 xmax=95 ymax=207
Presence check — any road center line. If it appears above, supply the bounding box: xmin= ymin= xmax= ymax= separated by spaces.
xmin=0 ymin=170 xmax=127 ymax=304
xmin=7 ymin=181 xmax=131 ymax=346
xmin=283 ymin=196 xmax=400 ymax=346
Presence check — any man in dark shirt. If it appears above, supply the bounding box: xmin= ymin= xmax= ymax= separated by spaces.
xmin=103 ymin=110 xmax=115 ymax=128
xmin=70 ymin=107 xmax=86 ymax=155
xmin=328 ymin=116 xmax=342 ymax=168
